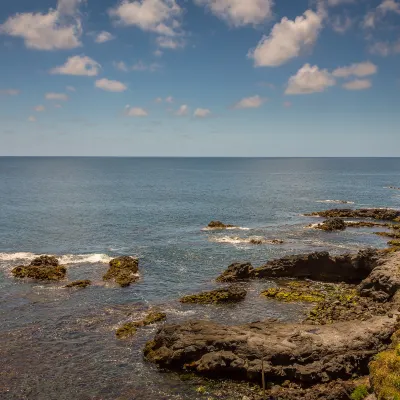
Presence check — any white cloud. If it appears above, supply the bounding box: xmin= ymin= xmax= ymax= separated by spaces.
xmin=95 ymin=31 xmax=115 ymax=43
xmin=28 ymin=116 xmax=37 ymax=122
xmin=342 ymin=79 xmax=372 ymax=90
xmin=166 ymin=96 xmax=174 ymax=103
xmin=34 ymin=105 xmax=46 ymax=112
xmin=326 ymin=0 xmax=355 ymax=6
xmin=0 ymin=89 xmax=20 ymax=96
xmin=249 ymin=10 xmax=323 ymax=67
xmin=109 ymin=0 xmax=183 ymax=36
xmin=45 ymin=92 xmax=69 ymax=101
xmin=95 ymin=78 xmax=127 ymax=92
xmin=330 ymin=15 xmax=352 ymax=33
xmin=194 ymin=108 xmax=211 ymax=118
xmin=195 ymin=0 xmax=273 ymax=27
xmin=234 ymin=95 xmax=266 ymax=109
xmin=285 ymin=64 xmax=336 ymax=95
xmin=50 ymin=55 xmax=101 ymax=76
xmin=175 ymin=104 xmax=189 ymax=116
xmin=114 ymin=61 xmax=129 ymax=72
xmin=131 ymin=60 xmax=161 ymax=72
xmin=378 ymin=0 xmax=400 ymax=15
xmin=369 ymin=40 xmax=400 ymax=56
xmin=66 ymin=86 xmax=76 ymax=92
xmin=154 ymin=49 xmax=163 ymax=57
xmin=156 ymin=36 xmax=185 ymax=49
xmin=0 ymin=0 xmax=85 ymax=50
xmin=125 ymin=106 xmax=148 ymax=117
xmin=332 ymin=61 xmax=377 ymax=78
xmin=363 ymin=0 xmax=400 ymax=29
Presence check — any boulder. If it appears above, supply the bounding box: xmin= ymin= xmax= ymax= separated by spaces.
xmin=12 ymin=256 xmax=66 ymax=281
xmin=180 ymin=285 xmax=247 ymax=304
xmin=207 ymin=221 xmax=235 ymax=229
xmin=216 ymin=262 xmax=254 ymax=282
xmin=316 ymin=218 xmax=346 ymax=231
xmin=103 ymin=256 xmax=139 ymax=287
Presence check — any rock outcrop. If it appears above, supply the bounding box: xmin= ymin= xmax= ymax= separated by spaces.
xmin=207 ymin=221 xmax=235 ymax=229
xmin=180 ymin=285 xmax=247 ymax=304
xmin=216 ymin=262 xmax=254 ymax=282
xmin=116 ymin=311 xmax=166 ymax=339
xmin=12 ymin=256 xmax=66 ymax=281
xmin=65 ymin=280 xmax=91 ymax=288
xmin=103 ymin=256 xmax=139 ymax=287
xmin=305 ymin=208 xmax=400 ymax=221
xmin=315 ymin=218 xmax=346 ymax=231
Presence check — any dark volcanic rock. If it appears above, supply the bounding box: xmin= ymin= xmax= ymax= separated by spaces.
xmin=253 ymin=249 xmax=380 ymax=283
xmin=12 ymin=256 xmax=66 ymax=281
xmin=306 ymin=208 xmax=400 ymax=221
xmin=103 ymin=256 xmax=139 ymax=287
xmin=358 ymin=254 xmax=400 ymax=302
xmin=207 ymin=221 xmax=235 ymax=229
xmin=144 ymin=316 xmax=397 ymax=385
xmin=316 ymin=218 xmax=346 ymax=231
xmin=216 ymin=262 xmax=254 ymax=282
xmin=180 ymin=285 xmax=247 ymax=304
xmin=116 ymin=311 xmax=166 ymax=339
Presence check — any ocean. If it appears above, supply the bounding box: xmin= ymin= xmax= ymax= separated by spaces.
xmin=1 ymin=157 xmax=399 ymax=399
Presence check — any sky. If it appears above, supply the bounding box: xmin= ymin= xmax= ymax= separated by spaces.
xmin=0 ymin=0 xmax=399 ymax=156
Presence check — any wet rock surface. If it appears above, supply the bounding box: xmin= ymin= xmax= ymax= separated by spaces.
xmin=103 ymin=256 xmax=139 ymax=287
xmin=65 ymin=280 xmax=92 ymax=289
xmin=216 ymin=262 xmax=255 ymax=282
xmin=180 ymin=285 xmax=247 ymax=304
xmin=116 ymin=310 xmax=166 ymax=339
xmin=11 ymin=256 xmax=66 ymax=281
xmin=315 ymin=218 xmax=347 ymax=231
xmin=207 ymin=221 xmax=235 ymax=229
xmin=305 ymin=208 xmax=400 ymax=221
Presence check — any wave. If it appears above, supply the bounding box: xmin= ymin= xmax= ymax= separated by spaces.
xmin=209 ymin=236 xmax=284 ymax=245
xmin=0 ymin=252 xmax=112 ymax=264
xmin=316 ymin=200 xmax=355 ymax=204
xmin=201 ymin=226 xmax=250 ymax=231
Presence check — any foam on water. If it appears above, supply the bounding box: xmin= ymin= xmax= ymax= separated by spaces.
xmin=0 ymin=252 xmax=112 ymax=265
xmin=201 ymin=226 xmax=251 ymax=231
xmin=316 ymin=200 xmax=355 ymax=204
xmin=209 ymin=235 xmax=283 ymax=245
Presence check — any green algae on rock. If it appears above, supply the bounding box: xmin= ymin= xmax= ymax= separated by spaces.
xmin=116 ymin=311 xmax=166 ymax=339
xmin=103 ymin=256 xmax=139 ymax=287
xmin=350 ymin=385 xmax=370 ymax=400
xmin=180 ymin=285 xmax=247 ymax=304
xmin=305 ymin=208 xmax=400 ymax=221
xmin=261 ymin=286 xmax=326 ymax=303
xmin=12 ymin=256 xmax=66 ymax=281
xmin=207 ymin=220 xmax=235 ymax=229
xmin=315 ymin=218 xmax=347 ymax=231
xmin=116 ymin=322 xmax=139 ymax=339
xmin=64 ymin=280 xmax=92 ymax=288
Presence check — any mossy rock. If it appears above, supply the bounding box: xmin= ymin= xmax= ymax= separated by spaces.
xmin=12 ymin=264 xmax=66 ymax=281
xmin=207 ymin=221 xmax=235 ymax=229
xmin=180 ymin=285 xmax=247 ymax=304
xmin=30 ymin=255 xmax=59 ymax=266
xmin=64 ymin=280 xmax=91 ymax=288
xmin=369 ymin=344 xmax=400 ymax=400
xmin=261 ymin=287 xmax=326 ymax=303
xmin=316 ymin=218 xmax=346 ymax=231
xmin=116 ymin=311 xmax=166 ymax=339
xmin=375 ymin=231 xmax=400 ymax=239
xmin=103 ymin=256 xmax=139 ymax=287
xmin=350 ymin=385 xmax=369 ymax=400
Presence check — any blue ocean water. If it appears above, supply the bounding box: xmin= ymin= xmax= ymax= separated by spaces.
xmin=0 ymin=157 xmax=399 ymax=399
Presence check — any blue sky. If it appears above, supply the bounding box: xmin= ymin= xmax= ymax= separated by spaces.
xmin=0 ymin=0 xmax=399 ymax=156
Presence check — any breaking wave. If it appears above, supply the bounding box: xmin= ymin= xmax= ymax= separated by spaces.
xmin=0 ymin=252 xmax=112 ymax=265
xmin=316 ymin=200 xmax=355 ymax=204
xmin=209 ymin=236 xmax=284 ymax=245
xmin=201 ymin=226 xmax=250 ymax=231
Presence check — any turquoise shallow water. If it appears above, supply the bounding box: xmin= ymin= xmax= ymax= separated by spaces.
xmin=0 ymin=157 xmax=399 ymax=399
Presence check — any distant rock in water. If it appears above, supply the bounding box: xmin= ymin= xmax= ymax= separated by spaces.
xmin=116 ymin=310 xmax=166 ymax=339
xmin=103 ymin=256 xmax=139 ymax=287
xmin=180 ymin=285 xmax=247 ymax=304
xmin=65 ymin=280 xmax=91 ymax=289
xmin=207 ymin=221 xmax=235 ymax=229
xmin=216 ymin=262 xmax=254 ymax=282
xmin=315 ymin=218 xmax=346 ymax=231
xmin=12 ymin=256 xmax=66 ymax=281
xmin=306 ymin=208 xmax=400 ymax=221
xmin=387 ymin=186 xmax=400 ymax=190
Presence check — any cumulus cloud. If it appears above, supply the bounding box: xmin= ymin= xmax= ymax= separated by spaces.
xmin=195 ymin=0 xmax=273 ymax=27
xmin=234 ymin=95 xmax=266 ymax=109
xmin=378 ymin=0 xmax=400 ymax=15
xmin=156 ymin=36 xmax=185 ymax=49
xmin=50 ymin=55 xmax=101 ymax=76
xmin=95 ymin=31 xmax=115 ymax=43
xmin=109 ymin=0 xmax=183 ymax=36
xmin=194 ymin=108 xmax=211 ymax=118
xmin=175 ymin=104 xmax=189 ymax=116
xmin=342 ymin=79 xmax=372 ymax=90
xmin=249 ymin=10 xmax=322 ymax=67
xmin=0 ymin=89 xmax=20 ymax=95
xmin=0 ymin=0 xmax=85 ymax=50
xmin=332 ymin=61 xmax=377 ymax=78
xmin=125 ymin=106 xmax=148 ymax=117
xmin=285 ymin=64 xmax=336 ymax=95
xmin=368 ymin=40 xmax=400 ymax=56
xmin=45 ymin=92 xmax=69 ymax=101
xmin=114 ymin=61 xmax=129 ymax=72
xmin=95 ymin=78 xmax=127 ymax=92
xmin=326 ymin=0 xmax=355 ymax=6
xmin=34 ymin=105 xmax=46 ymax=112
xmin=363 ymin=0 xmax=400 ymax=29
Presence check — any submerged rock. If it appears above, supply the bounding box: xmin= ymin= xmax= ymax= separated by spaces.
xmin=180 ymin=285 xmax=247 ymax=304
xmin=64 ymin=280 xmax=91 ymax=289
xmin=306 ymin=208 xmax=400 ymax=221
xmin=262 ymin=286 xmax=325 ymax=303
xmin=315 ymin=218 xmax=346 ymax=231
xmin=103 ymin=256 xmax=139 ymax=287
xmin=116 ymin=310 xmax=166 ymax=339
xmin=12 ymin=256 xmax=66 ymax=281
xmin=216 ymin=262 xmax=254 ymax=282
xmin=207 ymin=221 xmax=235 ymax=229
xmin=144 ymin=316 xmax=397 ymax=384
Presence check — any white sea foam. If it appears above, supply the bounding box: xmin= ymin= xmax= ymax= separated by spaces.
xmin=0 ymin=252 xmax=112 ymax=264
xmin=201 ymin=226 xmax=250 ymax=231
xmin=316 ymin=200 xmax=355 ymax=204
xmin=209 ymin=236 xmax=283 ymax=245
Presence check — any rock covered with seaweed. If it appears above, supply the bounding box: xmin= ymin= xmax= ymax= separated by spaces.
xmin=103 ymin=256 xmax=139 ymax=287
xmin=12 ymin=255 xmax=66 ymax=281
